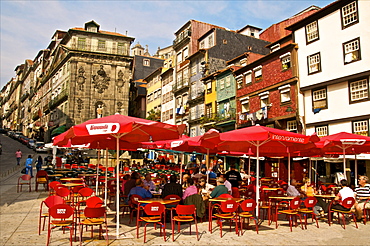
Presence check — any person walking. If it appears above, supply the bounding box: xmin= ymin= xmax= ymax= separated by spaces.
xmin=35 ymin=155 xmax=43 ymax=173
xmin=15 ymin=149 xmax=22 ymax=165
xmin=25 ymin=155 xmax=33 ymax=177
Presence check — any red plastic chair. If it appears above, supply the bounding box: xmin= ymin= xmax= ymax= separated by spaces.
xmin=17 ymin=174 xmax=32 ymax=193
xmin=212 ymin=200 xmax=239 ymax=237
xmin=48 ymin=181 xmax=61 ymax=196
xmin=219 ymin=193 xmax=233 ymax=198
xmin=328 ymin=197 xmax=358 ymax=229
xmin=64 ymin=164 xmax=71 ymax=169
xmin=46 ymin=204 xmax=74 ymax=246
xmin=363 ymin=199 xmax=370 ymax=225
xmin=138 ymin=202 xmax=166 ymax=243
xmin=171 ymin=204 xmax=199 ymax=241
xmin=35 ymin=170 xmax=49 ymax=192
xmin=298 ymin=197 xmax=319 ymax=229
xmin=55 ymin=187 xmax=72 ymax=204
xmin=130 ymin=194 xmax=145 ymax=225
xmin=275 ymin=197 xmax=303 ymax=232
xmin=85 ymin=196 xmax=104 ymax=208
xmin=38 ymin=195 xmax=65 ymax=235
xmin=231 ymin=187 xmax=240 ymax=198
xmin=79 ymin=207 xmax=108 ymax=245
xmin=239 ymin=199 xmax=258 ymax=234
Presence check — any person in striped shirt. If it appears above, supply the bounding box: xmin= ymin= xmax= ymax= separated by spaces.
xmin=354 ymin=175 xmax=370 ymax=221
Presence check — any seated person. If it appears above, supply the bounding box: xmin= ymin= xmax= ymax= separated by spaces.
xmin=209 ymin=177 xmax=228 ymax=199
xmin=316 ymin=179 xmax=355 ymax=214
xmin=182 ymin=179 xmax=198 ymax=200
xmin=143 ymin=173 xmax=156 ymax=191
xmin=161 ymin=175 xmax=183 ymax=199
xmin=301 ymin=178 xmax=316 ymax=197
xmin=182 ymin=174 xmax=191 ymax=189
xmin=287 ymin=179 xmax=301 ymax=197
xmin=220 ymin=174 xmax=232 ymax=195
xmin=355 ymin=175 xmax=370 ymax=221
xmin=207 ymin=168 xmax=217 ymax=179
xmin=128 ymin=178 xmax=153 ymax=199
xmin=198 ymin=178 xmax=215 ymax=198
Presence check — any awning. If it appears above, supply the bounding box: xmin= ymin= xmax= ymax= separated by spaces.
xmin=51 ymin=125 xmax=67 ymax=136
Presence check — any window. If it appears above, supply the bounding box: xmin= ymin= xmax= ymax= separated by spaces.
xmin=183 ymin=47 xmax=188 ymax=59
xmin=280 ymin=53 xmax=291 ymax=70
xmin=259 ymin=92 xmax=269 ymax=108
xmin=77 ymin=38 xmax=86 ymax=50
xmin=270 ymin=44 xmax=280 ymax=52
xmin=98 ymin=40 xmax=106 ymax=51
xmin=341 ymin=1 xmax=358 ymax=28
xmin=306 ymin=21 xmax=319 ymax=43
xmin=244 ymin=71 xmax=252 ymax=85
xmin=191 ymin=63 xmax=197 ymax=76
xmin=349 ymin=78 xmax=369 ymax=103
xmin=200 ymin=40 xmax=205 ymax=49
xmin=220 ymin=79 xmax=225 ymax=89
xmin=206 ymin=81 xmax=212 ymax=94
xmin=190 ymin=127 xmax=196 ymax=137
xmin=225 ymin=76 xmax=231 ymax=87
xmin=279 ymin=85 xmax=291 ymax=103
xmin=353 ymin=120 xmax=369 ymax=136
xmin=236 ymin=75 xmax=243 ymax=89
xmin=253 ymin=66 xmax=262 ymax=81
xmin=287 ymin=120 xmax=297 ymax=133
xmin=177 ymin=52 xmax=182 ymax=64
xmin=208 ymin=34 xmax=214 ymax=47
xmin=240 ymin=58 xmax=247 ymax=66
xmin=143 ymin=59 xmax=150 ymax=66
xmin=307 ymin=53 xmax=321 ymax=74
xmin=343 ymin=37 xmax=361 ymax=64
xmin=117 ymin=42 xmax=126 ymax=55
xmin=205 ymin=103 xmax=212 ymax=118
xmin=312 ymin=88 xmax=327 ymax=110
xmin=316 ymin=125 xmax=328 ymax=137
xmin=240 ymin=97 xmax=250 ymax=113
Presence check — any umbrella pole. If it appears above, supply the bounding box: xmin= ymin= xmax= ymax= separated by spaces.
xmin=104 ymin=148 xmax=108 ymax=207
xmin=256 ymin=142 xmax=260 ymax=219
xmin=206 ymin=148 xmax=209 ymax=184
xmin=180 ymin=153 xmax=184 ymax=185
xmin=116 ymin=137 xmax=120 ymax=238
xmin=248 ymin=156 xmax=251 ymax=185
xmin=95 ymin=148 xmax=101 ymax=195
xmin=308 ymin=158 xmax=312 ymax=183
xmin=355 ymin=153 xmax=358 ymax=186
xmin=343 ymin=148 xmax=347 ymax=179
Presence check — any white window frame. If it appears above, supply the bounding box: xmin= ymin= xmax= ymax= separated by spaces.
xmin=240 ymin=97 xmax=250 ymax=113
xmin=244 ymin=71 xmax=252 ymax=85
xmin=236 ymin=75 xmax=243 ymax=89
xmin=143 ymin=59 xmax=150 ymax=67
xmin=349 ymin=78 xmax=368 ymax=102
xmin=259 ymin=91 xmax=269 ymax=108
xmin=279 ymin=84 xmax=291 ymax=103
xmin=220 ymin=79 xmax=225 ymax=89
xmin=342 ymin=1 xmax=358 ymax=28
xmin=306 ymin=21 xmax=319 ymax=43
xmin=98 ymin=40 xmax=106 ymax=51
xmin=225 ymin=76 xmax=231 ymax=87
xmin=280 ymin=52 xmax=291 ymax=70
xmin=270 ymin=44 xmax=280 ymax=52
xmin=316 ymin=125 xmax=328 ymax=137
xmin=344 ymin=38 xmax=360 ymax=64
xmin=353 ymin=120 xmax=369 ymax=136
xmin=253 ymin=66 xmax=262 ymax=81
xmin=287 ymin=120 xmax=297 ymax=132
xmin=308 ymin=53 xmax=321 ymax=74
xmin=312 ymin=88 xmax=327 ymax=110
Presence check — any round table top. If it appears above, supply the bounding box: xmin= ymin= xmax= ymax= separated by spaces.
xmin=60 ymin=178 xmax=84 ymax=182
xmin=137 ymin=198 xmax=180 ymax=204
xmin=63 ymin=183 xmax=84 ymax=187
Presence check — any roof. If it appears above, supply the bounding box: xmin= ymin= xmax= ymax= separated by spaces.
xmin=71 ymin=27 xmax=128 ymax=37
xmin=286 ymin=0 xmax=350 ymax=31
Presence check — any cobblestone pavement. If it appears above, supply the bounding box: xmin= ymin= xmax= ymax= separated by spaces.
xmin=0 ymin=152 xmax=369 ymax=246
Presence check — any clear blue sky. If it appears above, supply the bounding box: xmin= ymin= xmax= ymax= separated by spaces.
xmin=0 ymin=0 xmax=334 ymax=88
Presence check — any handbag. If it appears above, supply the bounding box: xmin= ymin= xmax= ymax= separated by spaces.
xmin=21 ymin=168 xmax=27 ymax=174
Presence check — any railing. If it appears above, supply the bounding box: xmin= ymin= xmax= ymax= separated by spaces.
xmin=173 ymin=29 xmax=191 ymax=46
xmin=49 ymin=89 xmax=68 ymax=109
xmin=173 ymin=78 xmax=190 ymax=92
xmin=20 ymin=92 xmax=29 ymax=102
xmin=217 ymin=108 xmax=236 ymax=122
xmin=70 ymin=44 xmax=129 ymax=56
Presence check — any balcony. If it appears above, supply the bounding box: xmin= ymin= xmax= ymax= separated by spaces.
xmin=49 ymin=89 xmax=68 ymax=110
xmin=173 ymin=29 xmax=191 ymax=48
xmin=20 ymin=92 xmax=29 ymax=102
xmin=216 ymin=108 xmax=236 ymax=126
xmin=188 ymin=90 xmax=205 ymax=104
xmin=172 ymin=78 xmax=190 ymax=94
xmin=70 ymin=44 xmax=129 ymax=56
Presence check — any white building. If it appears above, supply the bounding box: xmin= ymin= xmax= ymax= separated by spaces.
xmin=288 ymin=0 xmax=370 ymax=137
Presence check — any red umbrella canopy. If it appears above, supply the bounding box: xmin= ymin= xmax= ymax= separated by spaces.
xmin=318 ymin=132 xmax=370 ymax=153
xmin=54 ymin=114 xmax=186 ymax=146
xmin=140 ymin=135 xmax=189 ymax=149
xmin=213 ymin=125 xmax=319 ymax=155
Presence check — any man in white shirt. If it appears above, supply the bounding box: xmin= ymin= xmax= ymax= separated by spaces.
xmin=143 ymin=173 xmax=156 ymax=191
